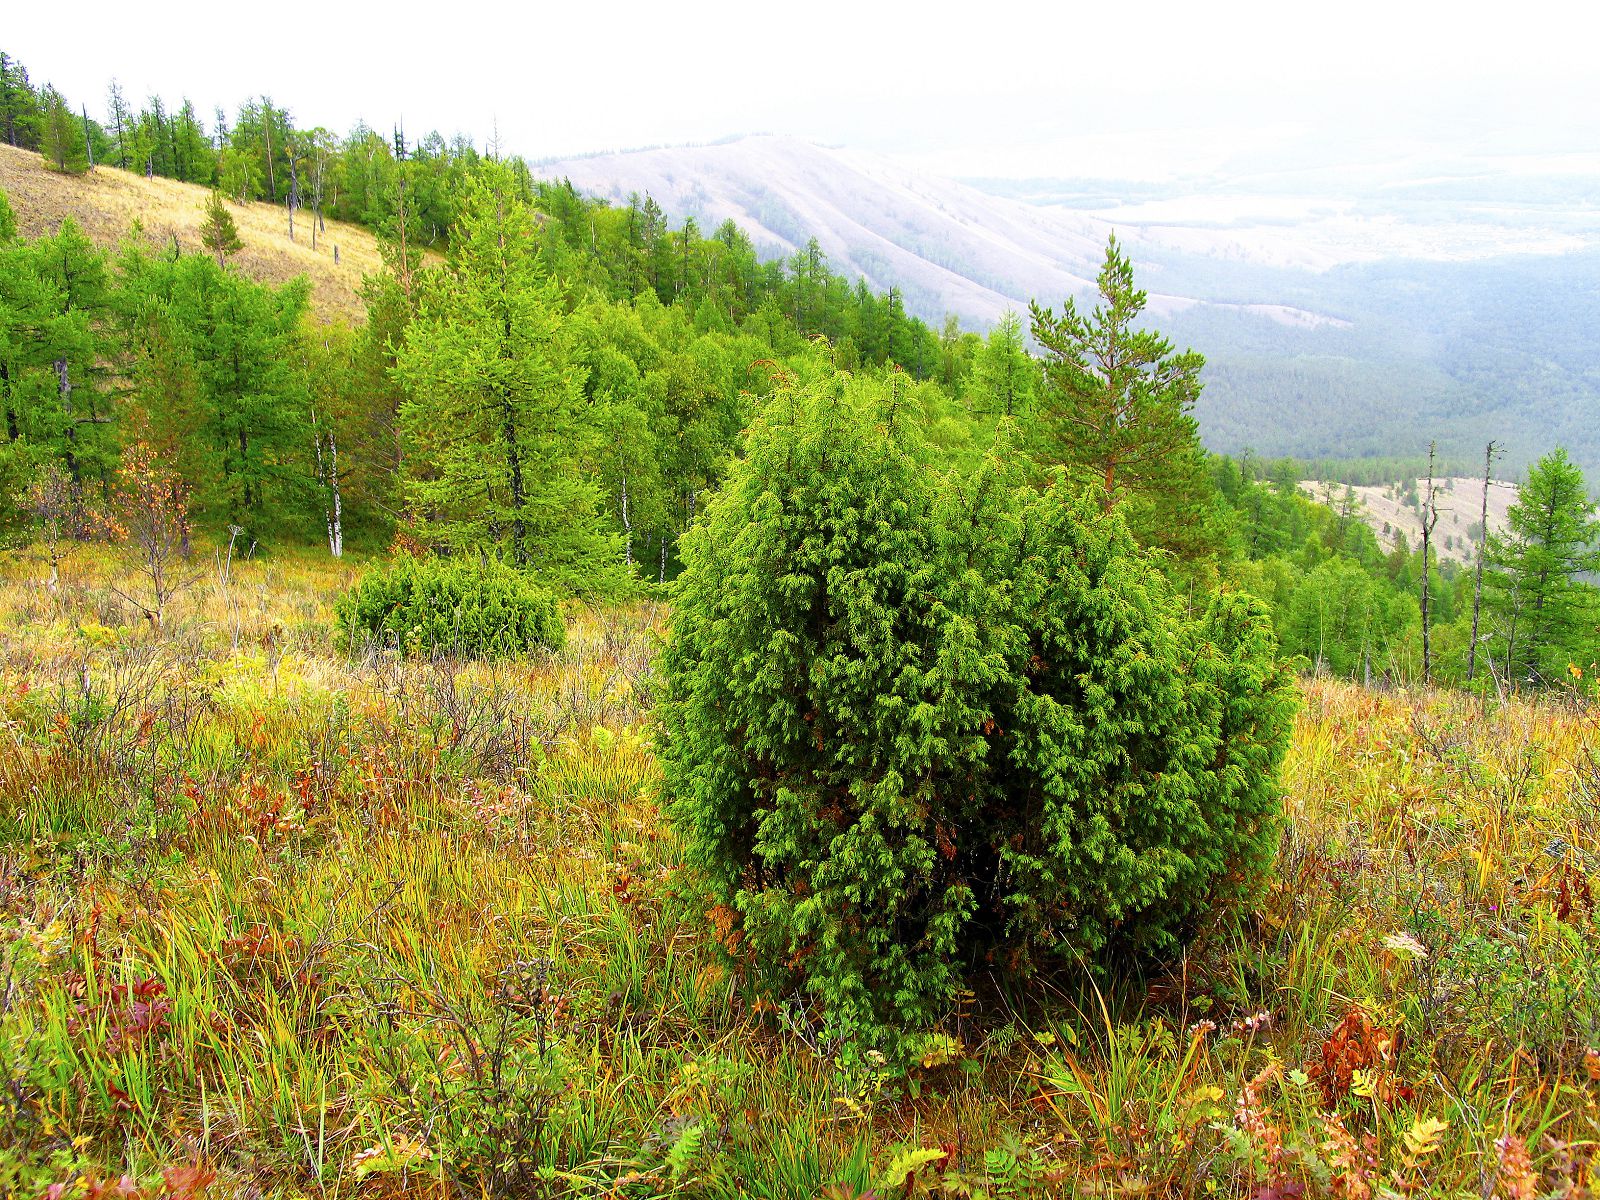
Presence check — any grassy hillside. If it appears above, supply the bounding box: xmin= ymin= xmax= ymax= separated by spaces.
xmin=0 ymin=143 xmax=383 ymax=322
xmin=0 ymin=547 xmax=1596 ymax=1197
xmin=1302 ymin=476 xmax=1518 ymax=566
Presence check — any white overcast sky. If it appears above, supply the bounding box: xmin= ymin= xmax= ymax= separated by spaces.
xmin=8 ymin=1 xmax=1599 ymax=179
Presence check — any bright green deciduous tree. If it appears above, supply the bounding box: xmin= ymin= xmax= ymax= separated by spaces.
xmin=0 ymin=220 xmax=117 ymax=492
xmin=1484 ymin=448 xmax=1600 ymax=687
xmin=118 ymin=248 xmax=311 ymax=530
xmin=38 ymin=84 xmax=88 ymax=174
xmin=969 ymin=310 xmax=1036 ymax=421
xmin=394 ymin=163 xmax=619 ymax=594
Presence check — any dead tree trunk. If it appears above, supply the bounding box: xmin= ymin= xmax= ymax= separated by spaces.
xmin=1420 ymin=442 xmax=1438 ymax=686
xmin=620 ymin=474 xmax=632 ymax=567
xmin=1466 ymin=440 xmax=1498 ymax=684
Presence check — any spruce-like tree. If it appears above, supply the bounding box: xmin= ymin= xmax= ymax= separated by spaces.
xmin=394 ymin=163 xmax=620 ymax=593
xmin=200 ymin=189 xmax=243 ymax=266
xmin=1484 ymin=448 xmax=1600 ymax=687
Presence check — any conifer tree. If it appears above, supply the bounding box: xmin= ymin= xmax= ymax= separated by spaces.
xmin=1030 ymin=236 xmax=1220 ymax=565
xmin=0 ymin=53 xmax=42 ymax=150
xmin=0 ymin=186 xmax=15 ymax=244
xmin=200 ymin=189 xmax=243 ymax=266
xmin=1484 ymin=448 xmax=1600 ymax=687
xmin=394 ymin=163 xmax=619 ymax=593
xmin=661 ymin=366 xmax=1294 ymax=1053
xmin=106 ymin=79 xmax=132 ymax=168
xmin=39 ymin=84 xmax=88 ymax=174
xmin=970 ymin=310 xmax=1036 ymax=420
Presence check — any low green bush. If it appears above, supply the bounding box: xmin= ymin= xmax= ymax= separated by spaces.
xmin=658 ymin=369 xmax=1296 ymax=1055
xmin=336 ymin=555 xmax=566 ymax=657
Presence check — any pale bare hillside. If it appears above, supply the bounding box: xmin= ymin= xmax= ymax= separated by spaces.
xmin=1302 ymin=476 xmax=1518 ymax=566
xmin=0 ymin=142 xmax=383 ymax=322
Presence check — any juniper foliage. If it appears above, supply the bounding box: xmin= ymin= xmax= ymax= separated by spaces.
xmin=659 ymin=368 xmax=1295 ymax=1053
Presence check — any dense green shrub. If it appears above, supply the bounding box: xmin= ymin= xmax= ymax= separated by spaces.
xmin=658 ymin=369 xmax=1296 ymax=1053
xmin=336 ymin=555 xmax=566 ymax=657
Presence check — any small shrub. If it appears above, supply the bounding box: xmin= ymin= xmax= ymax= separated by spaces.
xmin=337 ymin=555 xmax=565 ymax=658
xmin=659 ymin=369 xmax=1296 ymax=1054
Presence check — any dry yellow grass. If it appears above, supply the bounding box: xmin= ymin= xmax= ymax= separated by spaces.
xmin=0 ymin=142 xmax=386 ymax=322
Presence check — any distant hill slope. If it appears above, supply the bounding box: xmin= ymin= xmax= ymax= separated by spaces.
xmin=0 ymin=142 xmax=382 ymax=321
xmin=535 ymin=136 xmax=1600 ymax=482
xmin=1303 ymin=477 xmax=1517 ymax=566
xmin=533 ymin=135 xmax=1346 ymax=331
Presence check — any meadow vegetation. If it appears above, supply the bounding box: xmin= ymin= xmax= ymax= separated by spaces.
xmin=0 ymin=547 xmax=1596 ymax=1198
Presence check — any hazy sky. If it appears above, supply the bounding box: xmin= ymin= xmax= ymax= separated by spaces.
xmin=10 ymin=1 xmax=1599 ymax=178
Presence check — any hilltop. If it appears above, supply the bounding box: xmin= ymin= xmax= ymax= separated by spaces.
xmin=0 ymin=142 xmax=383 ymax=321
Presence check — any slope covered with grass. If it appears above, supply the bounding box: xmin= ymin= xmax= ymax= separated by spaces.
xmin=0 ymin=549 xmax=1596 ymax=1197
xmin=0 ymin=143 xmax=384 ymax=322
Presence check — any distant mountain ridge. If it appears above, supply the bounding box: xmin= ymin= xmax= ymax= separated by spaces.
xmin=532 ymin=135 xmax=1344 ymax=330
xmin=533 ymin=136 xmax=1600 ymax=483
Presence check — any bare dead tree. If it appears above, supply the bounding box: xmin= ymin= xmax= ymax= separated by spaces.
xmin=1420 ymin=442 xmax=1439 ymax=686
xmin=286 ymin=133 xmax=299 ymax=243
xmin=1466 ymin=440 xmax=1500 ymax=684
xmin=311 ymin=406 xmax=344 ymax=558
xmin=108 ymin=445 xmax=203 ymax=630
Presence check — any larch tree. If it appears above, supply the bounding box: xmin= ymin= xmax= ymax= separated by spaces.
xmin=393 ymin=162 xmax=619 ymax=594
xmin=39 ymin=84 xmax=89 ymax=174
xmin=1484 ymin=448 xmax=1600 ymax=687
xmin=970 ymin=310 xmax=1036 ymax=420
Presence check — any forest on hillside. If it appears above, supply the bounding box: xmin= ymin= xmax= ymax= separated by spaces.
xmin=0 ymin=48 xmax=1597 ymax=693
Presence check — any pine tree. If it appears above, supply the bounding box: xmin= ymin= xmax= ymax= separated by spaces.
xmin=393 ymin=163 xmax=620 ymax=593
xmin=0 ymin=185 xmax=15 ymax=243
xmin=1484 ymin=448 xmax=1600 ymax=687
xmin=1029 ymin=236 xmax=1219 ymax=565
xmin=199 ymin=189 xmax=243 ymax=266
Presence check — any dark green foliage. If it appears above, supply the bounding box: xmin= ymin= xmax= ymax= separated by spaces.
xmin=0 ymin=52 xmax=43 ymax=150
xmin=337 ymin=555 xmax=565 ymax=658
xmin=659 ymin=368 xmax=995 ymax=1051
xmin=659 ymin=368 xmax=1296 ymax=1053
xmin=979 ymin=484 xmax=1296 ymax=963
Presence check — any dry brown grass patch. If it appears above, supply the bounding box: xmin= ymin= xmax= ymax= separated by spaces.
xmin=0 ymin=141 xmax=389 ymax=323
